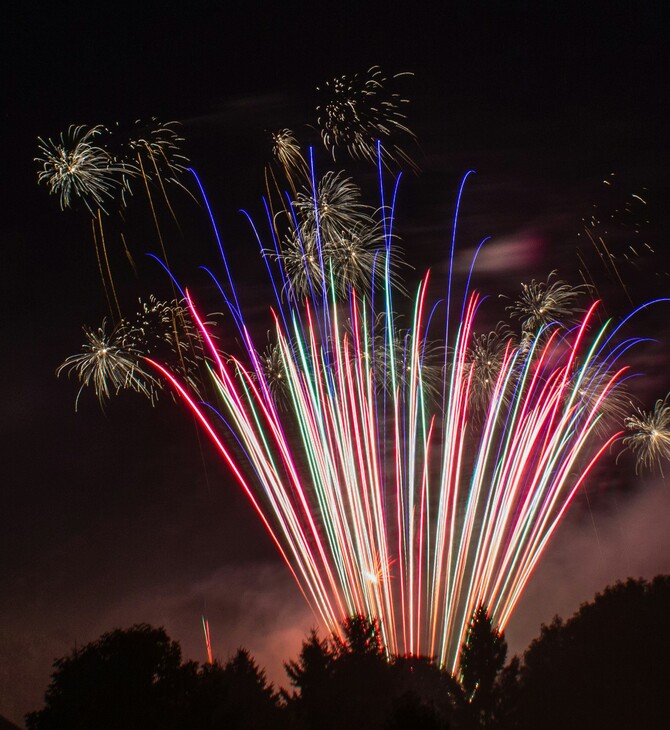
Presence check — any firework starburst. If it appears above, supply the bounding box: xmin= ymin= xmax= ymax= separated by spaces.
xmin=125 ymin=118 xmax=190 ymax=186
xmin=270 ymin=128 xmax=310 ymax=182
xmin=56 ymin=319 xmax=159 ymax=406
xmin=507 ymin=271 xmax=584 ymax=336
xmin=258 ymin=338 xmax=290 ymax=409
xmin=316 ymin=66 xmax=418 ymax=171
xmin=293 ymin=171 xmax=374 ymax=239
xmin=58 ymin=297 xmax=212 ymax=406
xmin=465 ymin=324 xmax=514 ymax=417
xmin=272 ymin=172 xmax=399 ymax=300
xmin=36 ymin=125 xmax=135 ymax=215
xmin=623 ymin=395 xmax=670 ymax=473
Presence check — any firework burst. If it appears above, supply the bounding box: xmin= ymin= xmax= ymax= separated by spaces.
xmin=293 ymin=171 xmax=375 ymax=237
xmin=59 ymin=297 xmax=212 ymax=406
xmin=126 ymin=118 xmax=189 ymax=179
xmin=121 ymin=118 xmax=191 ymax=205
xmin=37 ymin=119 xmax=193 ymax=327
xmin=623 ymin=395 xmax=670 ymax=473
xmin=465 ymin=323 xmax=514 ymax=418
xmin=269 ymin=171 xmax=398 ymax=300
xmin=506 ymin=271 xmax=585 ymax=337
xmin=36 ymin=125 xmax=135 ymax=215
xmin=316 ymin=66 xmax=418 ymax=172
xmin=257 ymin=337 xmax=290 ymax=409
xmin=270 ymin=128 xmax=310 ymax=185
xmin=577 ymin=172 xmax=666 ymax=303
xmin=57 ymin=319 xmax=159 ymax=406
xmin=345 ymin=312 xmax=444 ymax=400
xmin=37 ymin=119 xmax=191 ymax=215
xmin=273 ymin=226 xmax=325 ymax=300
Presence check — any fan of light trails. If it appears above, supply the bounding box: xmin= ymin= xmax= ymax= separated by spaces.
xmin=149 ymin=167 xmax=645 ymax=672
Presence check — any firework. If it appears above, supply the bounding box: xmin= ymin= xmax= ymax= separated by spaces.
xmin=36 ymin=119 xmax=190 ymax=216
xmin=272 ymin=225 xmax=325 ymax=300
xmin=48 ymin=89 xmax=667 ymax=672
xmin=623 ymin=395 xmax=670 ymax=473
xmin=121 ymin=118 xmax=191 ymax=207
xmin=201 ymin=616 xmax=214 ymax=664
xmin=293 ymin=171 xmax=375 ymax=238
xmin=275 ymin=220 xmax=389 ymax=300
xmin=57 ymin=319 xmax=159 ymax=406
xmin=270 ymin=128 xmax=310 ymax=186
xmin=346 ymin=312 xmax=444 ymax=400
xmin=258 ymin=337 xmax=290 ymax=409
xmin=144 ymin=165 xmax=657 ymax=673
xmin=465 ymin=323 xmax=514 ymax=418
xmin=126 ymin=118 xmax=189 ymax=180
xmin=577 ymin=173 xmax=666 ymax=303
xmin=125 ymin=296 xmax=203 ymax=355
xmin=37 ymin=119 xmax=192 ymax=326
xmin=58 ymin=297 xmax=212 ymax=406
xmin=269 ymin=171 xmax=397 ymax=300
xmin=316 ymin=66 xmax=418 ymax=171
xmin=506 ymin=271 xmax=584 ymax=337
xmin=36 ymin=125 xmax=135 ymax=215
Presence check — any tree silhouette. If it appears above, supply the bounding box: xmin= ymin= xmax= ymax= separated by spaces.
xmin=387 ymin=655 xmax=459 ymax=729
xmin=284 ymin=616 xmax=392 ymax=729
xmin=385 ymin=689 xmax=446 ymax=730
xmin=455 ymin=605 xmax=509 ymax=729
xmin=284 ymin=629 xmax=336 ymax=727
xmin=518 ymin=576 xmax=670 ymax=730
xmin=25 ymin=625 xmax=283 ymax=730
xmin=334 ymin=614 xmax=386 ymax=657
xmin=25 ymin=624 xmax=197 ymax=730
xmin=24 ymin=578 xmax=670 ymax=730
xmin=285 ymin=615 xmax=460 ymax=729
xmin=191 ymin=649 xmax=281 ymax=729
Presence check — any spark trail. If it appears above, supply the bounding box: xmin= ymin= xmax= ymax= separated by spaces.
xmin=148 ymin=166 xmax=649 ymax=672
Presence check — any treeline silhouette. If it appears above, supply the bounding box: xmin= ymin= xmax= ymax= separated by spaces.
xmin=26 ymin=576 xmax=670 ymax=729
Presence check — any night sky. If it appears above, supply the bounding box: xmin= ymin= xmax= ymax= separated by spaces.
xmin=2 ymin=2 xmax=669 ymax=724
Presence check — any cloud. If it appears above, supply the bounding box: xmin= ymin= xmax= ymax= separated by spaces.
xmin=0 ymin=558 xmax=314 ymax=724
xmin=80 ymin=561 xmax=316 ymax=687
xmin=505 ymin=479 xmax=670 ymax=657
xmin=453 ymin=231 xmax=544 ymax=276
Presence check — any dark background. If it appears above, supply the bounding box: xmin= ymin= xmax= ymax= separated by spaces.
xmin=2 ymin=2 xmax=669 ymax=724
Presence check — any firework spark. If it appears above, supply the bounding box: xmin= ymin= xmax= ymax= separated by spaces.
xmin=126 ymin=118 xmax=189 ymax=180
xmin=577 ymin=172 xmax=666 ymax=303
xmin=258 ymin=337 xmax=290 ymax=409
xmin=347 ymin=312 xmax=444 ymax=400
xmin=122 ymin=118 xmax=191 ymax=206
xmin=292 ymin=171 xmax=374 ymax=238
xmin=270 ymin=128 xmax=310 ymax=184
